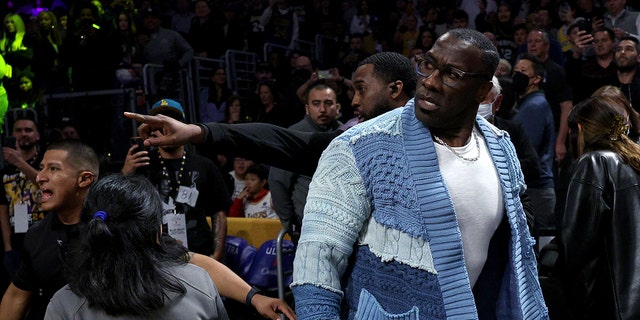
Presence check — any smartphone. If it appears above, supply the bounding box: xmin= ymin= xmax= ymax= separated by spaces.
xmin=577 ymin=19 xmax=592 ymax=34
xmin=130 ymin=137 xmax=146 ymax=151
xmin=318 ymin=70 xmax=331 ymax=79
xmin=3 ymin=136 xmax=16 ymax=150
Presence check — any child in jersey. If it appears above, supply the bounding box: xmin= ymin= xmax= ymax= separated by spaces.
xmin=229 ymin=164 xmax=277 ymax=219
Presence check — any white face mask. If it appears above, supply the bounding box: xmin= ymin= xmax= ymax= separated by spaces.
xmin=477 ymin=103 xmax=493 ymax=120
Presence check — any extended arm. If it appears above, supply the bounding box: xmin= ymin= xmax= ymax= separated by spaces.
xmin=0 ymin=283 xmax=32 ymax=320
xmin=201 ymin=122 xmax=337 ymax=175
xmin=189 ymin=253 xmax=296 ymax=320
xmin=124 ymin=112 xmax=339 ymax=176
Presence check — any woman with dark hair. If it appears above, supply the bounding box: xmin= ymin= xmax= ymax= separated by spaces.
xmin=199 ymin=66 xmax=233 ymax=123
xmin=252 ymin=80 xmax=295 ymax=127
xmin=349 ymin=0 xmax=376 ymax=36
xmin=559 ymin=96 xmax=640 ymax=319
xmin=413 ymin=28 xmax=436 ymax=52
xmin=8 ymin=68 xmax=43 ymax=111
xmin=45 ymin=174 xmax=228 ymax=319
xmin=108 ymin=10 xmax=142 ymax=88
xmin=224 ymin=94 xmax=248 ymax=124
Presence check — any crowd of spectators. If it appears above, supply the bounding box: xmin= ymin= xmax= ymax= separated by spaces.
xmin=1 ymin=0 xmax=637 ymax=150
xmin=2 ymin=0 xmax=640 ymax=317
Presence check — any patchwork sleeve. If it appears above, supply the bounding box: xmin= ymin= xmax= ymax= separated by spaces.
xmin=291 ymin=139 xmax=371 ymax=319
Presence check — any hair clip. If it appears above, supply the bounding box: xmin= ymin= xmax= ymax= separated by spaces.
xmin=610 ymin=116 xmax=630 ymax=141
xmin=93 ymin=211 xmax=108 ymax=221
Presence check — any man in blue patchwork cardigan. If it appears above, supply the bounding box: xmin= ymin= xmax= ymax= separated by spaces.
xmin=291 ymin=29 xmax=549 ymax=319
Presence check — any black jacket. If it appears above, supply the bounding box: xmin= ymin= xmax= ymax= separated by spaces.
xmin=493 ymin=116 xmax=542 ymax=190
xmin=559 ymin=151 xmax=640 ymax=319
xmin=200 ymin=122 xmax=339 ymax=176
xmin=493 ymin=116 xmax=541 ymax=231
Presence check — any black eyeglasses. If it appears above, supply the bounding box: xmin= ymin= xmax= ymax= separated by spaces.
xmin=415 ymin=55 xmax=491 ymax=88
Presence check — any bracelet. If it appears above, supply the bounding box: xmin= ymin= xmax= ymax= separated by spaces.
xmin=245 ymin=286 xmax=261 ymax=307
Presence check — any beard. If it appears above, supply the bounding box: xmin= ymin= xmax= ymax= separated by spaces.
xmin=361 ymin=98 xmax=394 ymax=122
xmin=18 ymin=141 xmax=37 ymax=151
xmin=617 ymin=62 xmax=638 ymax=73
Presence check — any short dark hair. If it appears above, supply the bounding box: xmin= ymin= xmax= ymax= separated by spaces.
xmin=452 ymin=9 xmax=469 ymax=22
xmin=75 ymin=1 xmax=99 ymax=19
xmin=12 ymin=117 xmax=37 ymax=127
xmin=447 ymin=28 xmax=500 ymax=76
xmin=46 ymin=140 xmax=99 ymax=177
xmin=517 ymin=53 xmax=546 ymax=78
xmin=593 ymin=27 xmax=615 ymax=41
xmin=304 ymin=83 xmax=335 ymax=104
xmin=498 ymin=1 xmax=512 ymax=11
xmin=246 ymin=164 xmax=268 ymax=180
xmin=359 ymin=51 xmax=417 ymax=97
xmin=514 ymin=23 xmax=528 ymax=33
xmin=9 ymin=109 xmax=38 ymax=129
xmin=619 ymin=36 xmax=639 ymax=50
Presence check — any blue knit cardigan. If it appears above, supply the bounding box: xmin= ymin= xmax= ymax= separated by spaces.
xmin=292 ymin=100 xmax=548 ymax=319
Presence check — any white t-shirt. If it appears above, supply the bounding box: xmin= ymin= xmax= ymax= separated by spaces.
xmin=433 ymin=127 xmax=504 ymax=287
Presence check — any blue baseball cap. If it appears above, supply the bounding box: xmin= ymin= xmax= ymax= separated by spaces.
xmin=150 ymin=99 xmax=185 ymax=121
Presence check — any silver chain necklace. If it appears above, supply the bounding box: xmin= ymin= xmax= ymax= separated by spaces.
xmin=433 ymin=131 xmax=480 ymax=162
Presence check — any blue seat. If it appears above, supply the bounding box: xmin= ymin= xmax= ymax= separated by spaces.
xmin=224 ymin=235 xmax=257 ymax=279
xmin=244 ymin=239 xmax=295 ymax=290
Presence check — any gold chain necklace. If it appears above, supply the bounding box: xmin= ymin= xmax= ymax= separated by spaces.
xmin=159 ymin=150 xmax=186 ymax=195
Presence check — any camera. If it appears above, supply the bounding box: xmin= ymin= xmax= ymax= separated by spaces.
xmin=130 ymin=137 xmax=146 ymax=151
xmin=318 ymin=70 xmax=331 ymax=79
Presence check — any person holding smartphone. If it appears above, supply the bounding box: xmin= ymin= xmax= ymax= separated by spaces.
xmin=0 ymin=116 xmax=42 ymax=288
xmin=602 ymin=0 xmax=640 ymax=40
xmin=122 ymin=99 xmax=231 ymax=261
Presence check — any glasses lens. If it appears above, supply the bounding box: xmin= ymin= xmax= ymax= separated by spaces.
xmin=442 ymin=69 xmax=462 ymax=87
xmin=417 ymin=60 xmax=431 ymax=77
xmin=417 ymin=57 xmax=459 ymax=87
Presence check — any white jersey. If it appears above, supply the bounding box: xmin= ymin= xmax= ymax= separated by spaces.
xmin=244 ymin=191 xmax=278 ymax=219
